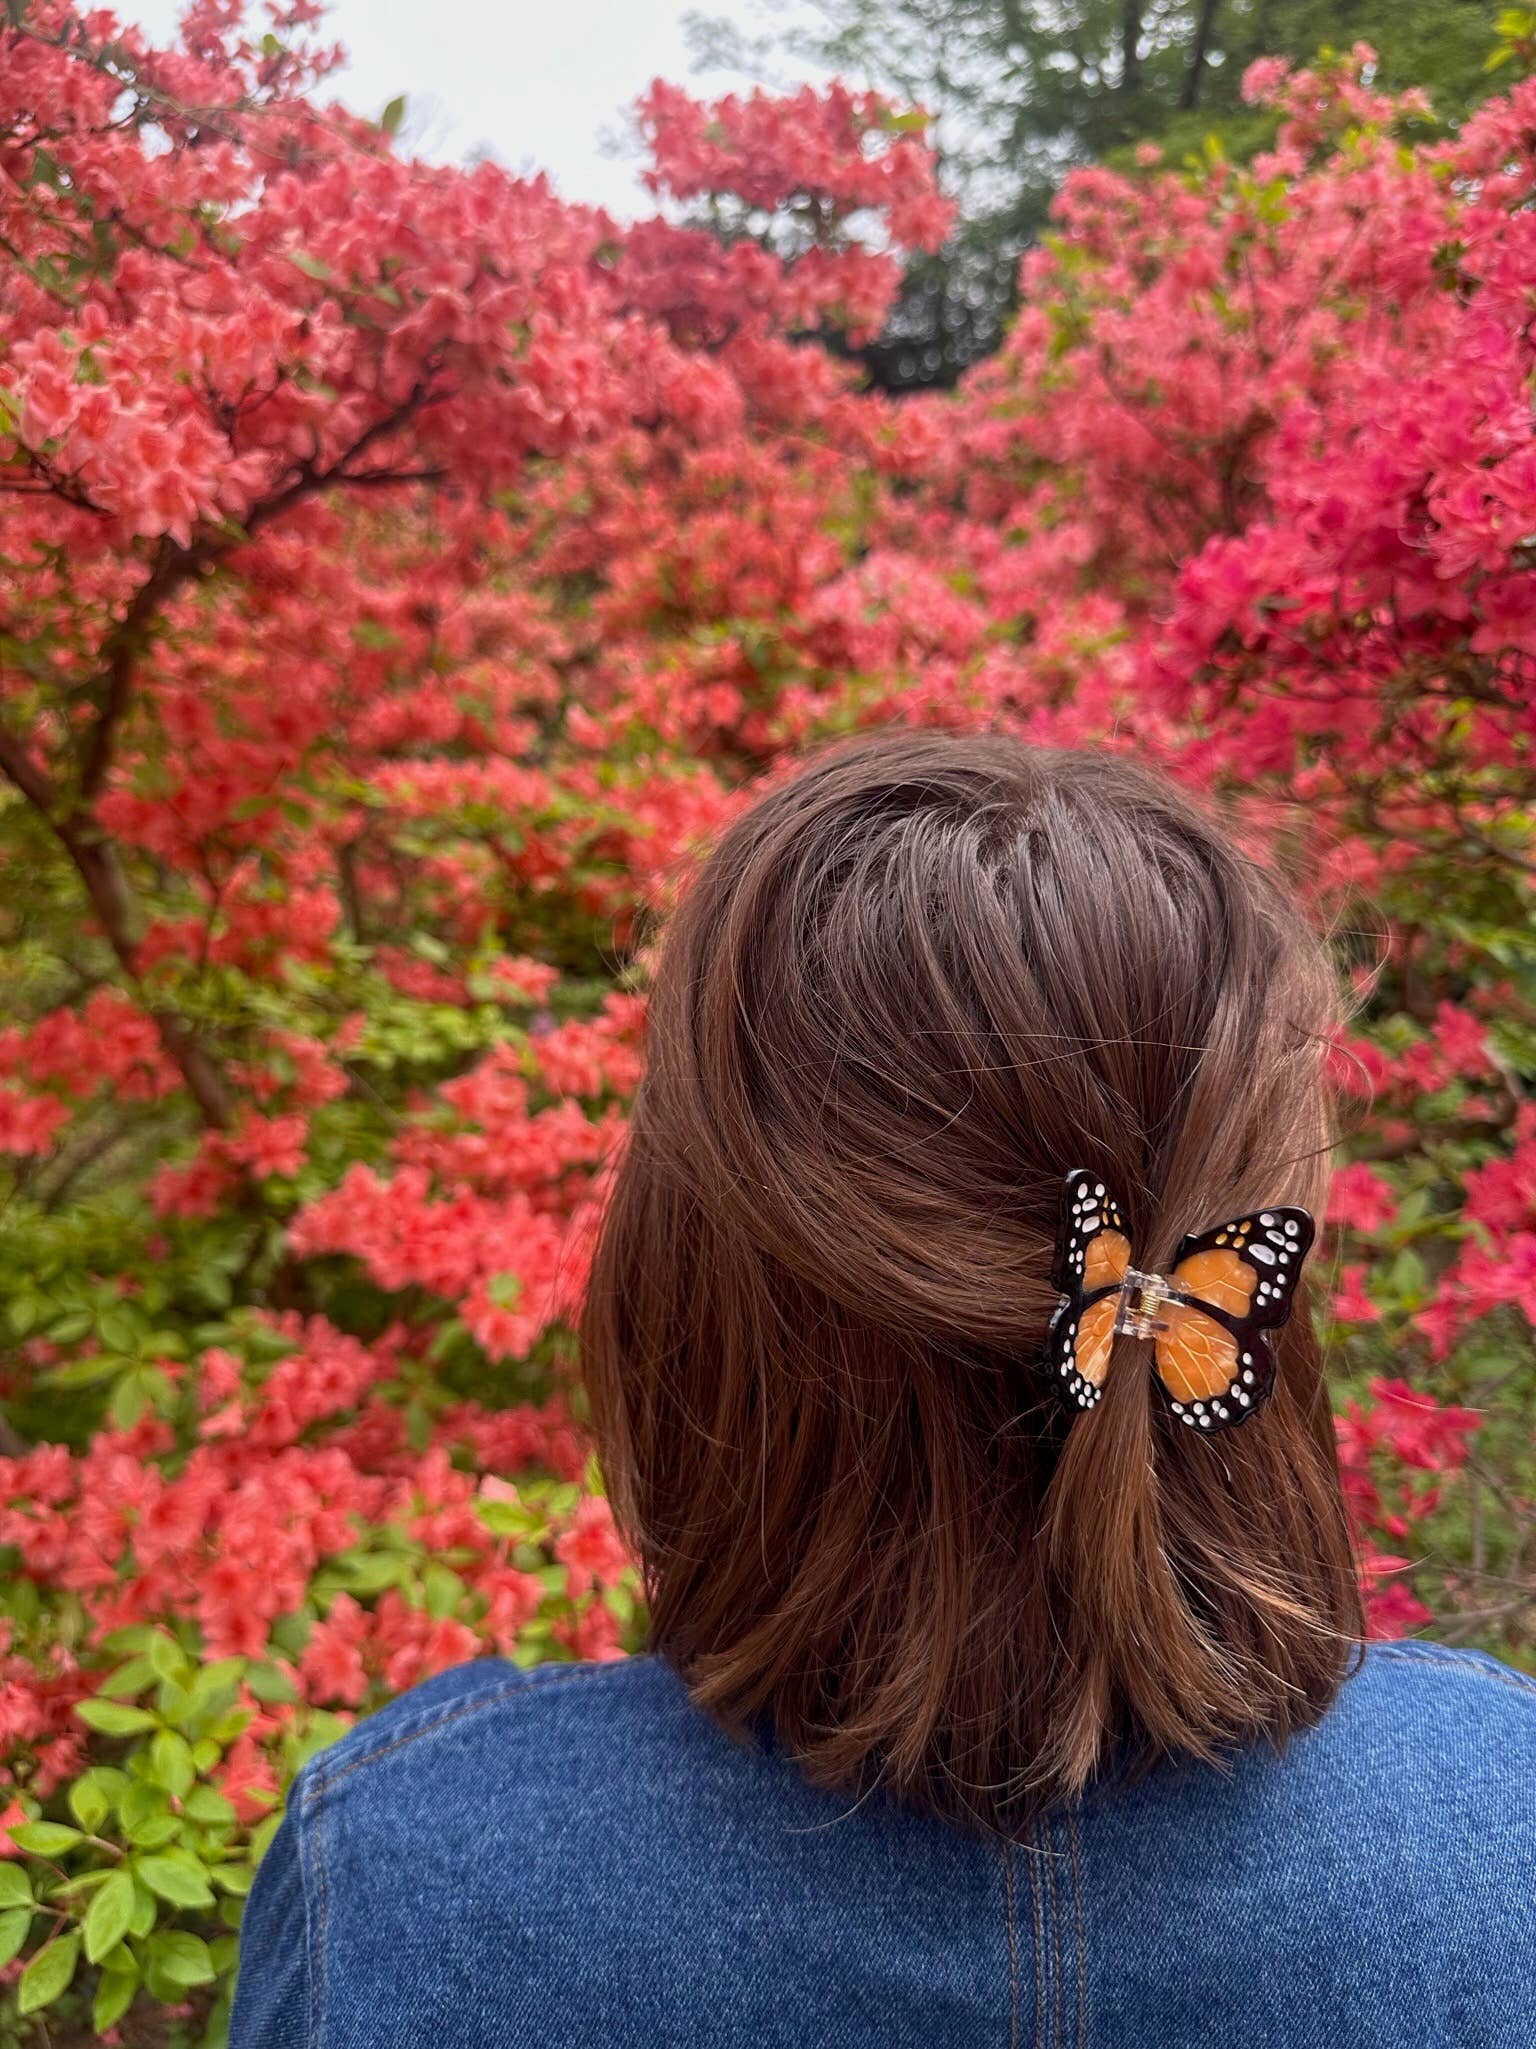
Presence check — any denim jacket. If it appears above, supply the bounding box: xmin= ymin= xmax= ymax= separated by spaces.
xmin=231 ymin=1639 xmax=1536 ymax=2048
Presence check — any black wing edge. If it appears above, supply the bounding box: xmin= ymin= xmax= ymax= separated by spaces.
xmin=1170 ymin=1205 xmax=1316 ymax=1331
xmin=1050 ymin=1167 xmax=1131 ymax=1298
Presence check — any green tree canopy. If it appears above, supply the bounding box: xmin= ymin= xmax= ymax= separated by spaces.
xmin=690 ymin=1 xmax=1508 ymax=385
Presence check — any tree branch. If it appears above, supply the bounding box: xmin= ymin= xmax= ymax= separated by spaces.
xmin=0 ymin=375 xmax=443 ymax=1133
xmin=0 ymin=719 xmax=56 ymax=814
xmin=1352 ymin=1116 xmax=1503 ymax=1163
xmin=79 ymin=535 xmax=213 ymax=799
xmin=76 ymin=373 xmax=441 ymax=804
xmin=54 ymin=820 xmax=233 ymax=1127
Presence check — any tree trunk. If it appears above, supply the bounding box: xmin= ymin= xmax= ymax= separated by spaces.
xmin=1120 ymin=0 xmax=1143 ymax=97
xmin=1180 ymin=0 xmax=1221 ymax=109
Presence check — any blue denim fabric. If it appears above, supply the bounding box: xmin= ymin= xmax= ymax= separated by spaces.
xmin=231 ymin=1639 xmax=1536 ymax=2048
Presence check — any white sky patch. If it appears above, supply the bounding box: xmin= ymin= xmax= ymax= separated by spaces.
xmin=117 ymin=0 xmax=828 ymax=216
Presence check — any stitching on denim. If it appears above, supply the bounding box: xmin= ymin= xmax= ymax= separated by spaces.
xmin=1044 ymin=1816 xmax=1063 ymax=2049
xmin=1026 ymin=1823 xmax=1046 ymax=2049
xmin=309 ymin=1763 xmax=328 ymax=2049
xmin=1065 ymin=1808 xmax=1087 ymax=2049
xmin=1372 ymin=1641 xmax=1536 ymax=1697
xmin=1002 ymin=1840 xmax=1021 ymax=2049
xmin=308 ymin=1666 xmax=611 ymax=1793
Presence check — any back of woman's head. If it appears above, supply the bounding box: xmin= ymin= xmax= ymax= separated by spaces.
xmin=582 ymin=729 xmax=1362 ymax=1834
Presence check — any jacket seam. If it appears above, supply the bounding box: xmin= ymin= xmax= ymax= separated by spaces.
xmin=1044 ymin=1819 xmax=1063 ymax=2049
xmin=1065 ymin=1807 xmax=1087 ymax=2049
xmin=1026 ymin=1824 xmax=1046 ymax=2049
xmin=1002 ymin=1840 xmax=1021 ymax=2049
xmin=305 ymin=1765 xmax=329 ymax=2049
xmin=1373 ymin=1642 xmax=1536 ymax=1697
xmin=302 ymin=1665 xmax=614 ymax=1796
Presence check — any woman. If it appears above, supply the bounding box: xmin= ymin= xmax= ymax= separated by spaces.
xmin=232 ymin=733 xmax=1536 ymax=2048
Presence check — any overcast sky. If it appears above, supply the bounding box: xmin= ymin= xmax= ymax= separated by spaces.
xmin=118 ymin=0 xmax=825 ymax=216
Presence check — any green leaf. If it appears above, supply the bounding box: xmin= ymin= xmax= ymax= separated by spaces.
xmin=422 ymin=1559 xmax=464 ymax=1619
xmin=126 ymin=1812 xmax=180 ymax=1851
xmin=4 ymin=1582 xmax=40 ymax=1639
xmin=381 ymin=93 xmax=407 ymax=135
xmin=46 ymin=1351 xmax=122 ymax=1388
xmin=243 ymin=1662 xmax=299 ymax=1706
xmin=149 ymin=1927 xmax=216 ymax=1986
xmin=0 ymin=1906 xmax=33 ymax=1970
xmin=183 ymin=1785 xmax=237 ymax=1826
xmin=9 ymin=1820 xmax=82 ymax=1856
xmin=100 ymin=1653 xmax=158 ymax=1696
xmin=157 ymin=1676 xmax=195 ymax=1725
xmin=1388 ymin=1248 xmax=1427 ymax=1302
xmin=69 ymin=1773 xmax=111 ymax=1833
xmin=187 ymin=1658 xmax=247 ymax=1714
xmin=119 ymin=1781 xmax=169 ymax=1833
xmin=128 ymin=1879 xmax=157 ymax=1939
xmin=148 ymin=1632 xmax=187 ymax=1684
xmin=189 ymin=1275 xmax=234 ymax=1317
xmin=477 ymin=1496 xmax=540 ymax=1539
xmin=109 ymin=1367 xmax=150 ymax=1429
xmin=94 ymin=1962 xmax=139 ymax=2034
xmin=149 ymin=1728 xmax=196 ymax=1798
xmin=97 ymin=1305 xmax=140 ymax=1353
xmin=336 ymin=1550 xmax=410 ymax=1596
xmin=18 ymin=1929 xmax=79 ymax=2014
xmin=136 ymin=1851 xmax=215 ymax=1909
xmin=0 ymin=1864 xmax=33 ymax=1909
xmin=289 ymin=249 xmax=333 ymax=282
xmin=85 ymin=1868 xmax=136 ymax=1964
xmin=76 ymin=1698 xmax=159 ymax=1736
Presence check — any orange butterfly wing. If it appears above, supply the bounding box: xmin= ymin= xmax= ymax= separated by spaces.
xmin=1046 ymin=1171 xmax=1132 ymax=1414
xmin=1154 ymin=1210 xmax=1314 ymax=1433
xmin=1074 ymin=1293 xmax=1122 ymax=1392
xmin=1083 ymin=1230 xmax=1131 ymax=1294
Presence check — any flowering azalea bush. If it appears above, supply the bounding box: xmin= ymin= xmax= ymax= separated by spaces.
xmin=0 ymin=3 xmax=1531 ymax=2038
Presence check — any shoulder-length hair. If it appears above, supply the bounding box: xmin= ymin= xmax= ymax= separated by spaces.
xmin=581 ymin=730 xmax=1362 ymax=1835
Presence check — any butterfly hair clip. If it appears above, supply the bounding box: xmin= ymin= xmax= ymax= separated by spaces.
xmin=1046 ymin=1169 xmax=1315 ymax=1434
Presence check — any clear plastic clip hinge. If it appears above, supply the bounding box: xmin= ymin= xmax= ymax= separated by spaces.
xmin=1114 ymin=1267 xmax=1172 ymax=1339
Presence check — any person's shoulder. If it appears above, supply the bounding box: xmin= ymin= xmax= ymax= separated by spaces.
xmin=230 ymin=1655 xmax=702 ymax=2048
xmin=1333 ymin=1636 xmax=1536 ymax=1755
xmin=1079 ymin=1636 xmax=1536 ymax=2047
xmin=296 ymin=1651 xmax=681 ymax=1793
xmin=1261 ymin=1636 xmax=1536 ymax=1884
xmin=1355 ymin=1633 xmax=1536 ymax=1701
xmin=1104 ymin=1636 xmax=1536 ymax=1886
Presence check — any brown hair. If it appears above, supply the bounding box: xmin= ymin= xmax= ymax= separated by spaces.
xmin=581 ymin=730 xmax=1363 ymax=1834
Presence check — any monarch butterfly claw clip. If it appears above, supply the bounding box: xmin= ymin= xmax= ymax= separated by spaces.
xmin=1045 ymin=1168 xmax=1315 ymax=1434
